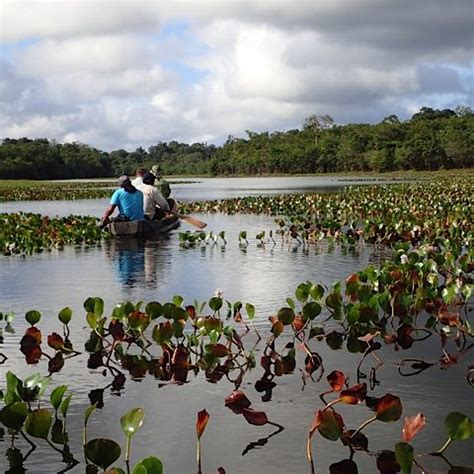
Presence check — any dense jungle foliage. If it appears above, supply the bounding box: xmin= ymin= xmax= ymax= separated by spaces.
xmin=1 ymin=106 xmax=472 ymax=179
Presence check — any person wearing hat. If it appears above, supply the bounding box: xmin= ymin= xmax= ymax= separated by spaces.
xmin=151 ymin=165 xmax=171 ymax=199
xmin=101 ymin=175 xmax=144 ymax=225
xmin=136 ymin=171 xmax=171 ymax=220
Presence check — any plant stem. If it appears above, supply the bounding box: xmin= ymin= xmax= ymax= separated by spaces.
xmin=125 ymin=435 xmax=131 ymax=465
xmin=350 ymin=415 xmax=377 ymax=438
xmin=433 ymin=437 xmax=452 ymax=455
xmin=197 ymin=438 xmax=202 ymax=474
xmin=306 ymin=436 xmax=315 ymax=474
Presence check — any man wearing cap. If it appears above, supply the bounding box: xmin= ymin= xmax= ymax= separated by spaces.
xmin=137 ymin=171 xmax=171 ymax=220
xmin=151 ymin=165 xmax=171 ymax=199
xmin=101 ymin=175 xmax=144 ymax=225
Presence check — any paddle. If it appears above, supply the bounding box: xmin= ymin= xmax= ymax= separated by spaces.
xmin=170 ymin=211 xmax=207 ymax=229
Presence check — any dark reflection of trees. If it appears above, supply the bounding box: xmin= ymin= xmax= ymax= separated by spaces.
xmin=104 ymin=237 xmax=171 ymax=288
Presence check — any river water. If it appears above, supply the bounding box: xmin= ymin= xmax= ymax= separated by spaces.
xmin=0 ymin=177 xmax=472 ymax=473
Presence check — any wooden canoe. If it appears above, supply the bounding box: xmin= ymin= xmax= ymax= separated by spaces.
xmin=108 ymin=216 xmax=180 ymax=237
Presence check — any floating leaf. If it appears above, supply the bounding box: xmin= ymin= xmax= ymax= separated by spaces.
xmin=376 ymin=394 xmax=402 ymax=422
xmin=395 ymin=442 xmax=413 ymax=474
xmin=327 ymin=370 xmax=346 ymax=392
xmin=245 ymin=303 xmax=255 ymax=320
xmin=445 ymin=412 xmax=474 ymax=441
xmin=224 ymin=391 xmax=251 ymax=414
xmin=50 ymin=385 xmax=68 ymax=411
xmin=0 ymin=402 xmax=28 ymax=430
xmin=339 ymin=383 xmax=367 ymax=404
xmin=317 ymin=409 xmax=344 ymax=441
xmin=242 ymin=408 xmax=268 ymax=426
xmin=25 ymin=408 xmax=52 ymax=439
xmin=58 ymin=307 xmax=72 ymax=325
xmin=47 ymin=332 xmax=65 ymax=350
xmin=277 ymin=307 xmax=295 ymax=325
xmin=60 ymin=393 xmax=73 ymax=418
xmin=134 ymin=456 xmax=163 ymax=474
xmin=85 ymin=438 xmax=121 ymax=469
xmin=25 ymin=310 xmax=41 ymax=326
xmin=196 ymin=409 xmax=210 ymax=439
xmin=121 ymin=407 xmax=145 ymax=438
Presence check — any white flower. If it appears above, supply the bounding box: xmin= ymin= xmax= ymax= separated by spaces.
xmin=213 ymin=288 xmax=223 ymax=298
xmin=400 ymin=254 xmax=408 ymax=264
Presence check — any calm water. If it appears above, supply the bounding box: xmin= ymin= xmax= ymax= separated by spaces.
xmin=0 ymin=178 xmax=472 ymax=473
xmin=0 ymin=175 xmax=404 ymax=216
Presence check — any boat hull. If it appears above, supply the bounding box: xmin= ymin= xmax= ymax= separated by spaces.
xmin=108 ymin=216 xmax=180 ymax=237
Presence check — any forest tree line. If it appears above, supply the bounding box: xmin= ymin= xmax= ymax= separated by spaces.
xmin=1 ymin=106 xmax=472 ymax=179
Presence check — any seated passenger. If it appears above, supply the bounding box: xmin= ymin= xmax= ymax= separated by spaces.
xmin=137 ymin=172 xmax=171 ymax=220
xmin=151 ymin=165 xmax=171 ymax=199
xmin=101 ymin=175 xmax=144 ymax=225
xmin=131 ymin=167 xmax=147 ymax=188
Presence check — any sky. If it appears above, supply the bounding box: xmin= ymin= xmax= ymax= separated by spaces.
xmin=1 ymin=0 xmax=473 ymax=151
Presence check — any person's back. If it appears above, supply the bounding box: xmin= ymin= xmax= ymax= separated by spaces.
xmin=138 ymin=172 xmax=170 ymax=219
xmin=110 ymin=187 xmax=144 ymax=221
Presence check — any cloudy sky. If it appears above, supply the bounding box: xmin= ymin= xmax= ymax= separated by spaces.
xmin=1 ymin=0 xmax=473 ymax=150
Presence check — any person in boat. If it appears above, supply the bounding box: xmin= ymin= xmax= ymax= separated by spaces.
xmin=151 ymin=165 xmax=171 ymax=199
xmin=101 ymin=175 xmax=144 ymax=225
xmin=131 ymin=167 xmax=147 ymax=188
xmin=137 ymin=171 xmax=177 ymax=220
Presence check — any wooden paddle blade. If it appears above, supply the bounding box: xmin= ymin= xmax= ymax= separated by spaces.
xmin=179 ymin=215 xmax=207 ymax=229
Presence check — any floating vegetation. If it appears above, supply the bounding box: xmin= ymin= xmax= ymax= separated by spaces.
xmin=181 ymin=178 xmax=474 ymax=249
xmin=0 ymin=180 xmax=114 ymax=202
xmin=1 ymin=239 xmax=472 ymax=472
xmin=1 ymin=213 xmax=108 ymax=255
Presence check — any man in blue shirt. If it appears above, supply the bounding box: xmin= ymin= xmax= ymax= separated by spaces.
xmin=101 ymin=175 xmax=144 ymax=225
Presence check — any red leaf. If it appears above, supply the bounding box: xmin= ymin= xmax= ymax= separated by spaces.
xmin=438 ymin=309 xmax=460 ymax=326
xmin=339 ymin=383 xmax=367 ymax=404
xmin=402 ymin=413 xmax=426 ymax=442
xmin=225 ymin=391 xmax=251 ymax=414
xmin=375 ymin=394 xmax=402 ymax=422
xmin=185 ymin=305 xmax=196 ymax=320
xmin=47 ymin=332 xmax=65 ymax=350
xmin=210 ymin=343 xmax=229 ymax=358
xmin=292 ymin=314 xmax=305 ymax=332
xmin=109 ymin=320 xmax=125 ymax=340
xmin=196 ymin=409 xmax=210 ymax=439
xmin=25 ymin=327 xmax=42 ymax=343
xmin=327 ymin=370 xmax=346 ymax=392
xmin=171 ymin=346 xmax=189 ymax=368
xmin=242 ymin=408 xmax=269 ymax=426
xmin=317 ymin=409 xmax=344 ymax=441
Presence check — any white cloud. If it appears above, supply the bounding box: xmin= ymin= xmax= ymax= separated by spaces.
xmin=0 ymin=0 xmax=472 ymax=150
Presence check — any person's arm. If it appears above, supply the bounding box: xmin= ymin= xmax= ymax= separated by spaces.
xmin=101 ymin=204 xmax=117 ymax=226
xmin=152 ymin=187 xmax=170 ymax=211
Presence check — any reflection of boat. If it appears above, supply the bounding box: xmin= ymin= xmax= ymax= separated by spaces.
xmin=106 ymin=237 xmax=168 ymax=287
xmin=107 ymin=216 xmax=180 ymax=237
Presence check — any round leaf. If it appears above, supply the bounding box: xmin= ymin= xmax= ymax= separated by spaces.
xmin=25 ymin=408 xmax=52 ymax=439
xmin=85 ymin=438 xmax=121 ymax=469
xmin=277 ymin=307 xmax=295 ymax=325
xmin=120 ymin=407 xmax=145 ymax=438
xmin=25 ymin=310 xmax=41 ymax=326
xmin=1 ymin=402 xmax=29 ymax=430
xmin=58 ymin=307 xmax=72 ymax=325
xmin=445 ymin=412 xmax=474 ymax=441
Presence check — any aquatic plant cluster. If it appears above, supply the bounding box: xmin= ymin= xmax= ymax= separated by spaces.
xmin=0 ymin=238 xmax=472 ymax=472
xmin=181 ymin=178 xmax=473 ymax=248
xmin=0 ymin=181 xmax=113 ymax=202
xmin=0 ymin=213 xmax=108 ymax=255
